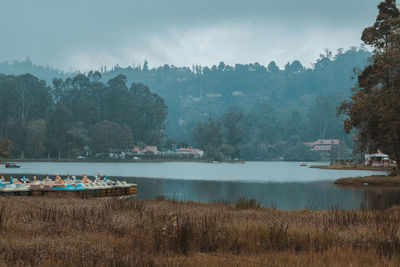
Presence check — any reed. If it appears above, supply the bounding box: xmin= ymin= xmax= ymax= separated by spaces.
xmin=0 ymin=197 xmax=399 ymax=266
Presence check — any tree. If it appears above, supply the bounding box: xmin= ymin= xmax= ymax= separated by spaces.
xmin=128 ymin=83 xmax=168 ymax=145
xmin=267 ymin=61 xmax=280 ymax=72
xmin=222 ymin=108 xmax=243 ymax=158
xmin=66 ymin=122 xmax=89 ymax=157
xmin=219 ymin=143 xmax=235 ymax=159
xmin=3 ymin=74 xmax=51 ymax=123
xmin=46 ymin=102 xmax=73 ymax=159
xmin=193 ymin=118 xmax=222 ymax=159
xmin=338 ymin=0 xmax=400 ymax=171
xmin=0 ymin=74 xmax=51 ymax=158
xmin=143 ymin=60 xmax=149 ymax=72
xmin=284 ymin=60 xmax=304 ymax=73
xmin=89 ymin=120 xmax=128 ymax=153
xmin=0 ymin=138 xmax=13 ymax=159
xmin=120 ymin=124 xmax=134 ymax=150
xmin=25 ymin=119 xmax=47 ymax=158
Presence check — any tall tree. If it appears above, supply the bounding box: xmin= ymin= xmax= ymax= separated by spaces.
xmin=89 ymin=120 xmax=127 ymax=153
xmin=46 ymin=102 xmax=73 ymax=159
xmin=339 ymin=0 xmax=400 ymax=171
xmin=222 ymin=108 xmax=243 ymax=158
xmin=0 ymin=74 xmax=51 ymax=158
xmin=193 ymin=118 xmax=222 ymax=159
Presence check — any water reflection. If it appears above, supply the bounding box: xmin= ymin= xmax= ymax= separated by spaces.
xmin=359 ymin=188 xmax=400 ymax=210
xmin=1 ymin=161 xmax=386 ymax=182
xmin=125 ymin=177 xmax=400 ymax=210
xmin=1 ymin=161 xmax=396 ymax=210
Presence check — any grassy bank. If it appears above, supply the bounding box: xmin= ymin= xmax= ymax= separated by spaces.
xmin=0 ymin=197 xmax=399 ymax=266
xmin=334 ymin=175 xmax=400 ymax=188
xmin=310 ymin=163 xmax=392 ymax=172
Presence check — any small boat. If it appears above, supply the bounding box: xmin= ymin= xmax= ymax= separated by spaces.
xmin=5 ymin=163 xmax=21 ymax=168
xmin=300 ymin=162 xmax=307 ymax=167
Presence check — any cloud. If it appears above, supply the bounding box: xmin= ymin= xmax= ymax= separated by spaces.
xmin=65 ymin=20 xmax=364 ymax=70
xmin=0 ymin=0 xmax=381 ymax=70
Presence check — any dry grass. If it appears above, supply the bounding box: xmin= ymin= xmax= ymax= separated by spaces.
xmin=335 ymin=175 xmax=400 ymax=188
xmin=0 ymin=197 xmax=399 ymax=266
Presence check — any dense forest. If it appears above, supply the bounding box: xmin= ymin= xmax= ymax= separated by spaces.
xmin=0 ymin=73 xmax=167 ymax=159
xmin=0 ymin=46 xmax=371 ymax=160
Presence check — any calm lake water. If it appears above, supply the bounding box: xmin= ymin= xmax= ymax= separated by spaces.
xmin=0 ymin=161 xmax=393 ymax=210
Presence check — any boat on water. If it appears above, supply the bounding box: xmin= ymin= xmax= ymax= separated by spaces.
xmin=300 ymin=162 xmax=308 ymax=167
xmin=5 ymin=163 xmax=21 ymax=168
xmin=0 ymin=173 xmax=137 ymax=197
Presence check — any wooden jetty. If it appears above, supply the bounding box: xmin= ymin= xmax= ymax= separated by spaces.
xmin=0 ymin=184 xmax=137 ymax=198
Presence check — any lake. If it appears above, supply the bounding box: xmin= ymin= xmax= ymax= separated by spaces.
xmin=0 ymin=161 xmax=394 ymax=210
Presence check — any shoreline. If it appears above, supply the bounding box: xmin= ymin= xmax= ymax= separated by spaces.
xmin=310 ymin=164 xmax=392 ymax=172
xmin=0 ymin=158 xmax=252 ymax=164
xmin=1 ymin=158 xmax=214 ymax=163
xmin=309 ymin=164 xmax=400 ymax=188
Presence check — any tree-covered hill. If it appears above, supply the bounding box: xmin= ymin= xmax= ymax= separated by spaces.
xmin=0 ymin=58 xmax=74 ymax=83
xmin=0 ymin=47 xmax=371 ymax=160
xmin=100 ymin=47 xmax=371 ymax=142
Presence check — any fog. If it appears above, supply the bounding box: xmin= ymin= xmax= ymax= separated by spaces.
xmin=0 ymin=0 xmax=380 ymax=70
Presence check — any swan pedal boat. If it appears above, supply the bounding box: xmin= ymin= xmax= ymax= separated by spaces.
xmin=0 ymin=177 xmax=137 ymax=197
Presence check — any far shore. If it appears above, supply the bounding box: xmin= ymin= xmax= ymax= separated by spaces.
xmin=1 ymin=158 xmax=221 ymax=163
xmin=310 ymin=163 xmax=392 ymax=172
xmin=1 ymin=159 xmax=324 ymax=164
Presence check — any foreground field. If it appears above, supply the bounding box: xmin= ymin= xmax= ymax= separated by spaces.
xmin=0 ymin=197 xmax=400 ymax=266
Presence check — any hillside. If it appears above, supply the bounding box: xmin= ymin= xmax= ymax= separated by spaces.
xmin=0 ymin=47 xmax=371 ymax=160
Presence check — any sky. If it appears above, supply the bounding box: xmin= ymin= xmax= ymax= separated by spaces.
xmin=0 ymin=0 xmax=381 ymax=71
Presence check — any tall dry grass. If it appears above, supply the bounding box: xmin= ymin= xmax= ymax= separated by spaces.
xmin=0 ymin=196 xmax=399 ymax=266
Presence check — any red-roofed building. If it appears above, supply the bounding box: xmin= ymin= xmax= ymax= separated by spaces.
xmin=132 ymin=146 xmax=160 ymax=155
xmin=304 ymin=139 xmax=340 ymax=151
xmin=175 ymin=147 xmax=204 ymax=158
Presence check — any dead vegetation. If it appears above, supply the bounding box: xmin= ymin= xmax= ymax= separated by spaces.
xmin=0 ymin=197 xmax=399 ymax=266
xmin=334 ymin=175 xmax=400 ymax=188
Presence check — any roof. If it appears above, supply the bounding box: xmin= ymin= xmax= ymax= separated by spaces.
xmin=304 ymin=139 xmax=340 ymax=148
xmin=175 ymin=147 xmax=204 ymax=155
xmin=311 ymin=145 xmax=332 ymax=151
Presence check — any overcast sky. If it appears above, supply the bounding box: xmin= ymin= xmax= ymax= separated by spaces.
xmin=0 ymin=0 xmax=381 ymax=71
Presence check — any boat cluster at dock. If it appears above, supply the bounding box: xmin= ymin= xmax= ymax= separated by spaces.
xmin=0 ymin=173 xmax=137 ymax=197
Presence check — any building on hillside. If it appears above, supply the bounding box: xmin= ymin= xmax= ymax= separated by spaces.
xmin=175 ymin=147 xmax=204 ymax=158
xmin=304 ymin=139 xmax=342 ymax=161
xmin=364 ymin=152 xmax=395 ymax=167
xmin=132 ymin=146 xmax=160 ymax=155
xmin=304 ymin=139 xmax=340 ymax=151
